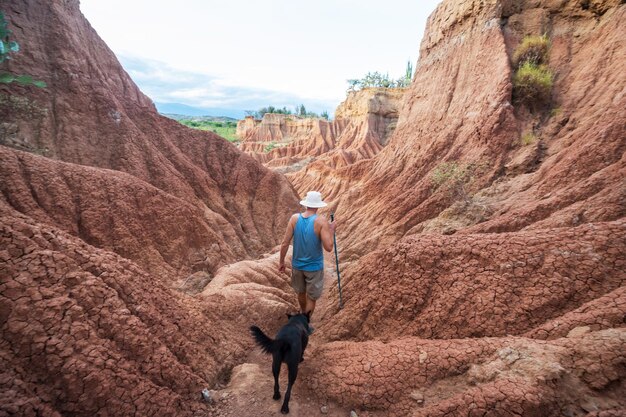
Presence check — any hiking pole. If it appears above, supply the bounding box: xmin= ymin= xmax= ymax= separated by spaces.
xmin=330 ymin=213 xmax=344 ymax=309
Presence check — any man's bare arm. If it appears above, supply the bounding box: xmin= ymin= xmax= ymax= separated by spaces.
xmin=279 ymin=215 xmax=297 ymax=272
xmin=319 ymin=217 xmax=335 ymax=252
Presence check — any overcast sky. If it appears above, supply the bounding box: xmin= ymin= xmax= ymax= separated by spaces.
xmin=80 ymin=0 xmax=441 ymax=117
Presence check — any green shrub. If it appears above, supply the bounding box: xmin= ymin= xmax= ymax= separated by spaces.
xmin=520 ymin=131 xmax=537 ymax=146
xmin=431 ymin=162 xmax=464 ymax=189
xmin=513 ymin=62 xmax=553 ymax=106
xmin=550 ymin=107 xmax=562 ymax=117
xmin=347 ymin=60 xmax=413 ymax=92
xmin=264 ymin=142 xmax=276 ymax=153
xmin=431 ymin=161 xmax=488 ymax=202
xmin=512 ymin=35 xmax=550 ymax=68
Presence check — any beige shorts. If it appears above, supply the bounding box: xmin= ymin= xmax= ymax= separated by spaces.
xmin=291 ymin=268 xmax=324 ymax=300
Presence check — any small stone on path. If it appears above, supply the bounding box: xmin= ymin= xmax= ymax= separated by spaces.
xmin=410 ymin=390 xmax=424 ymax=403
xmin=201 ymin=388 xmax=217 ymax=403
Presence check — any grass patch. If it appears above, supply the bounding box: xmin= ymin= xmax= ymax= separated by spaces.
xmin=512 ymin=35 xmax=550 ymax=68
xmin=511 ymin=34 xmax=553 ymax=108
xmin=0 ymin=93 xmax=47 ymax=118
xmin=550 ymin=107 xmax=562 ymax=117
xmin=264 ymin=142 xmax=276 ymax=153
xmin=513 ymin=62 xmax=553 ymax=106
xmin=521 ymin=131 xmax=537 ymax=146
xmin=177 ymin=119 xmax=239 ymax=142
xmin=431 ymin=161 xmax=487 ymax=202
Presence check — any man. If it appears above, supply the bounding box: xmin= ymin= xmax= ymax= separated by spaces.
xmin=279 ymin=191 xmax=335 ymax=320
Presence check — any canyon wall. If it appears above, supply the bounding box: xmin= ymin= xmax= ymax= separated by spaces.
xmin=0 ymin=0 xmax=300 ymax=283
xmin=292 ymin=0 xmax=625 ymax=263
xmin=1 ymin=203 xmax=296 ymax=417
xmin=0 ymin=0 xmax=299 ymax=416
xmin=293 ymin=0 xmax=626 ymax=414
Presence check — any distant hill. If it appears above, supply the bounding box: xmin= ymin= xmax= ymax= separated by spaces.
xmin=155 ymin=102 xmax=244 ymax=119
xmin=162 ymin=114 xmax=238 ymax=123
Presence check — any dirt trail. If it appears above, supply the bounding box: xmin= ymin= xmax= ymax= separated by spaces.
xmin=211 ymin=259 xmax=358 ymax=417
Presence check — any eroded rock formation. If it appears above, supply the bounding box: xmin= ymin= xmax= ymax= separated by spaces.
xmin=292 ymin=0 xmax=625 ymax=262
xmin=319 ymin=220 xmax=626 ymax=343
xmin=303 ymin=329 xmax=625 ymax=416
xmin=0 ymin=205 xmax=296 ymax=417
xmin=238 ymin=88 xmax=405 ymax=172
xmin=290 ymin=0 xmax=626 ymax=414
xmin=0 ymin=0 xmax=300 ymax=282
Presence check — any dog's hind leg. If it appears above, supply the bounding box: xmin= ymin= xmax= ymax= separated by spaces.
xmin=300 ymin=336 xmax=308 ymax=363
xmin=272 ymin=356 xmax=281 ymax=401
xmin=280 ymin=363 xmax=298 ymax=414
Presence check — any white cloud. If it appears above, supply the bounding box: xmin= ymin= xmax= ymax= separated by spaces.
xmin=119 ymin=55 xmax=339 ymax=116
xmin=82 ymin=0 xmax=442 ymax=117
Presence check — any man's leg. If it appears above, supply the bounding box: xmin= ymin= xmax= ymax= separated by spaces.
xmin=304 ymin=269 xmax=323 ymax=317
xmin=297 ymin=292 xmax=307 ymax=313
xmin=305 ymin=296 xmax=316 ymax=316
xmin=291 ymin=269 xmax=307 ymax=313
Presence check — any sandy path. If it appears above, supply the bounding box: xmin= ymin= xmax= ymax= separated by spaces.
xmin=210 ymin=258 xmax=354 ymax=417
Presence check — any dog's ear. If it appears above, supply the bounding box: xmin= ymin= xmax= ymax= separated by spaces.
xmin=286 ymin=313 xmax=293 ymax=319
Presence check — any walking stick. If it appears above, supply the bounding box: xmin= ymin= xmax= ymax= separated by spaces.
xmin=330 ymin=213 xmax=344 ymax=309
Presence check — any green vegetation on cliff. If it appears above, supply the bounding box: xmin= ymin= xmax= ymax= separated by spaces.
xmin=512 ymin=35 xmax=553 ymax=107
xmin=165 ymin=115 xmax=239 ymax=142
xmin=245 ymin=104 xmax=328 ymax=120
xmin=347 ymin=61 xmax=413 ymax=92
xmin=512 ymin=35 xmax=549 ymax=68
xmin=0 ymin=11 xmax=46 ymax=88
xmin=513 ymin=62 xmax=553 ymax=105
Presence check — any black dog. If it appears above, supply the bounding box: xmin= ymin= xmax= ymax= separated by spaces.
xmin=250 ymin=312 xmax=311 ymax=414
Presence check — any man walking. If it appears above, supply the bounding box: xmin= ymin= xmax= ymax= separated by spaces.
xmin=279 ymin=191 xmax=335 ymax=319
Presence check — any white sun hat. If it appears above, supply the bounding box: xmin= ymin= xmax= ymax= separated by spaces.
xmin=300 ymin=191 xmax=328 ymax=208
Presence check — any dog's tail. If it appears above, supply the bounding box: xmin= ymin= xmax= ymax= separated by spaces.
xmin=250 ymin=325 xmax=286 ymax=354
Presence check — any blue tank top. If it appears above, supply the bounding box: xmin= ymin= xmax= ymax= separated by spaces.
xmin=292 ymin=214 xmax=324 ymax=271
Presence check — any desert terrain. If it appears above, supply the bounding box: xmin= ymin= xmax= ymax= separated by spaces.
xmin=0 ymin=0 xmax=624 ymax=416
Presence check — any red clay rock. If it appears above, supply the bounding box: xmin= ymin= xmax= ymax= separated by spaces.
xmin=1 ymin=210 xmax=217 ymax=417
xmin=302 ymin=329 xmax=626 ymax=416
xmin=0 ymin=0 xmax=625 ymax=416
xmin=0 ymin=147 xmax=238 ymax=279
xmin=0 ymin=0 xmax=300 ymax=281
xmin=291 ymin=1 xmax=626 ymax=414
xmin=0 ymin=0 xmax=301 ymax=415
xmin=290 ymin=0 xmax=625 ymax=261
xmin=318 ymin=220 xmax=625 ymax=342
xmin=524 ymin=286 xmax=626 ymax=340
xmin=0 ymin=205 xmax=297 ymax=417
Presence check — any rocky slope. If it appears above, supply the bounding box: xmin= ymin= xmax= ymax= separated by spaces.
xmin=303 ymin=329 xmax=625 ymax=416
xmin=0 ymin=204 xmax=296 ymax=417
xmin=319 ymin=220 xmax=625 ymax=343
xmin=238 ymin=88 xmax=405 ymax=172
xmin=0 ymin=0 xmax=300 ymax=283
